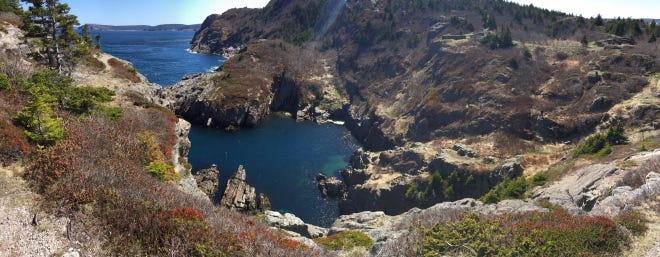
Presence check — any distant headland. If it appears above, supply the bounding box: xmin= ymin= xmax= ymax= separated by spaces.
xmin=82 ymin=23 xmax=201 ymax=32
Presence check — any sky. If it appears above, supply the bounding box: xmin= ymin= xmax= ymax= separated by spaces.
xmin=60 ymin=0 xmax=657 ymax=26
xmin=508 ymin=0 xmax=659 ymax=19
xmin=64 ymin=0 xmax=270 ymax=26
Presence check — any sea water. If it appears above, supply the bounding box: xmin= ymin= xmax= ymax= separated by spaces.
xmin=99 ymin=30 xmax=358 ymax=226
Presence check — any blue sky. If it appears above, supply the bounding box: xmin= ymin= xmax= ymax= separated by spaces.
xmin=65 ymin=0 xmax=270 ymax=25
xmin=61 ymin=0 xmax=657 ymax=26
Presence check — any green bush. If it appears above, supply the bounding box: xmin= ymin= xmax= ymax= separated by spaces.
xmin=615 ymin=211 xmax=648 ymax=236
xmin=314 ymin=231 xmax=374 ymax=251
xmin=423 ymin=211 xmax=627 ymax=257
xmin=480 ymin=172 xmax=547 ymax=204
xmin=0 ymin=73 xmax=12 ymax=91
xmin=573 ymin=123 xmax=627 ymax=157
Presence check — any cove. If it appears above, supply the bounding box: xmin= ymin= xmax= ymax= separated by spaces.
xmin=187 ymin=114 xmax=359 ymax=227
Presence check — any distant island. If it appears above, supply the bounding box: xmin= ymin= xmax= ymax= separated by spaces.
xmin=82 ymin=23 xmax=201 ymax=32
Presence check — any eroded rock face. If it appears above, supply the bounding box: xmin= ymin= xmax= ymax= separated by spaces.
xmin=220 ymin=165 xmax=270 ymax=212
xmin=193 ymin=164 xmax=220 ymax=200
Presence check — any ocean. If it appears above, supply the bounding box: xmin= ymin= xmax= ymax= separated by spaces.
xmin=98 ymin=30 xmax=358 ymax=226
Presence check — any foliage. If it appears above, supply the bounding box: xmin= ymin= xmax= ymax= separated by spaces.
xmin=0 ymin=73 xmax=11 ymax=91
xmin=314 ymin=231 xmax=374 ymax=251
xmin=0 ymin=0 xmax=21 ymax=14
xmin=615 ymin=210 xmax=648 ymax=236
xmin=21 ymin=0 xmax=88 ymax=74
xmin=107 ymin=58 xmax=141 ymax=83
xmin=480 ymin=172 xmax=547 ymax=204
xmin=422 ymin=210 xmax=627 ymax=257
xmin=138 ymin=130 xmax=179 ymax=182
xmin=573 ymin=123 xmax=628 ymax=157
xmin=481 ymin=27 xmax=514 ymax=49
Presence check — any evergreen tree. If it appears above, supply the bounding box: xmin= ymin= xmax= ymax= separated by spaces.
xmin=594 ymin=14 xmax=604 ymax=26
xmin=580 ymin=35 xmax=589 ymax=47
xmin=21 ymin=0 xmax=83 ymax=74
xmin=650 ymin=32 xmax=657 ymax=43
xmin=95 ymin=34 xmax=101 ymax=49
xmin=81 ymin=24 xmax=93 ymax=45
xmin=0 ymin=0 xmax=21 ymax=14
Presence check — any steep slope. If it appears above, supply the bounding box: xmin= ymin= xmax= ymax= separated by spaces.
xmin=163 ymin=0 xmax=659 ymax=217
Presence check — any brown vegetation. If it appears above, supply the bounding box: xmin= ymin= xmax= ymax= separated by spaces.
xmin=107 ymin=58 xmax=141 ymax=83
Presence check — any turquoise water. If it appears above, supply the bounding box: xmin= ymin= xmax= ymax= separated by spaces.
xmin=99 ymin=31 xmax=359 ymax=226
xmin=188 ymin=115 xmax=358 ymax=226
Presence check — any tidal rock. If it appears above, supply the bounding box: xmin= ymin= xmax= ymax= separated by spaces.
xmin=193 ymin=164 xmax=220 ymax=200
xmin=263 ymin=211 xmax=328 ymax=238
xmin=220 ymin=165 xmax=260 ymax=212
xmin=316 ymin=174 xmax=346 ymax=198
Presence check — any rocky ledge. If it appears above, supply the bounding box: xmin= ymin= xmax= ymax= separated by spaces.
xmin=193 ymin=164 xmax=220 ymax=200
xmin=220 ymin=165 xmax=270 ymax=213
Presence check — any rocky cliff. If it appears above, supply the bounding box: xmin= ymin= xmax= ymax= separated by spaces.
xmin=220 ymin=165 xmax=270 ymax=213
xmin=167 ymin=0 xmax=660 ymax=217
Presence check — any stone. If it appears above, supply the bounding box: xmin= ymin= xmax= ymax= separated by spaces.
xmin=451 ymin=143 xmax=478 ymax=158
xmin=193 ymin=164 xmax=220 ymax=200
xmin=316 ymin=174 xmax=346 ymax=198
xmin=587 ymin=72 xmax=602 ymax=84
xmin=220 ymin=165 xmax=258 ymax=212
xmin=263 ymin=211 xmax=328 ymax=239
xmin=341 ymin=168 xmax=369 ymax=186
xmin=589 ymin=96 xmax=613 ymax=112
xmin=496 ymin=73 xmax=510 ymax=83
xmin=349 ymin=149 xmax=371 ymax=169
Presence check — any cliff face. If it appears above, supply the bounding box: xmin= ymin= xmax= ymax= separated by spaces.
xmin=173 ymin=0 xmax=660 ymax=217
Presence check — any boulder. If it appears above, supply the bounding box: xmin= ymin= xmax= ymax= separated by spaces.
xmin=316 ymin=174 xmax=346 ymax=198
xmin=589 ymin=96 xmax=613 ymax=112
xmin=349 ymin=149 xmax=371 ymax=169
xmin=587 ymin=72 xmax=602 ymax=84
xmin=193 ymin=164 xmax=220 ymax=200
xmin=263 ymin=211 xmax=328 ymax=239
xmin=451 ymin=143 xmax=478 ymax=158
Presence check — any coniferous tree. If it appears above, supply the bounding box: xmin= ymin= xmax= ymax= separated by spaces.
xmin=81 ymin=24 xmax=93 ymax=45
xmin=581 ymin=35 xmax=589 ymax=47
xmin=21 ymin=0 xmax=83 ymax=74
xmin=0 ymin=0 xmax=21 ymax=14
xmin=594 ymin=14 xmax=604 ymax=26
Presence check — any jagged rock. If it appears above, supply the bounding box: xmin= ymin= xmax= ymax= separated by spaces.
xmin=349 ymin=149 xmax=371 ymax=169
xmin=590 ymin=96 xmax=613 ymax=112
xmin=378 ymin=149 xmax=427 ymax=174
xmin=452 ymin=143 xmax=478 ymax=157
xmin=263 ymin=211 xmax=328 ymax=239
xmin=341 ymin=168 xmax=369 ymax=186
xmin=220 ymin=165 xmax=259 ymax=212
xmin=193 ymin=164 xmax=220 ymax=200
xmin=316 ymin=174 xmax=346 ymax=198
xmin=258 ymin=193 xmax=271 ymax=211
xmin=61 ymin=249 xmax=80 ymax=257
xmin=492 ymin=156 xmax=523 ymax=179
xmin=496 ymin=73 xmax=510 ymax=83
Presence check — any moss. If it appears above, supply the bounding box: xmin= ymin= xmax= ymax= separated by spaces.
xmin=314 ymin=231 xmax=374 ymax=251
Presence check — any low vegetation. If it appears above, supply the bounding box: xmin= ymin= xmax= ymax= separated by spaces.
xmin=421 ymin=210 xmax=628 ymax=257
xmin=405 ymin=170 xmax=476 ymax=201
xmin=480 ymin=172 xmax=547 ymax=204
xmin=314 ymin=231 xmax=374 ymax=251
xmin=108 ymin=58 xmax=141 ymax=83
xmin=573 ymin=123 xmax=628 ymax=157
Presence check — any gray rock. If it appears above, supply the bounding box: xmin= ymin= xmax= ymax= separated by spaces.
xmin=611 ymin=186 xmax=633 ymax=196
xmin=193 ymin=164 xmax=220 ymax=200
xmin=263 ymin=211 xmax=328 ymax=239
xmin=220 ymin=165 xmax=258 ymax=212
xmin=496 ymin=73 xmax=510 ymax=83
xmin=61 ymin=249 xmax=80 ymax=257
xmin=349 ymin=149 xmax=371 ymax=169
xmin=341 ymin=168 xmax=369 ymax=186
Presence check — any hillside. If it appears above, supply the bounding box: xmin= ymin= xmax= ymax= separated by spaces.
xmin=165 ymin=0 xmax=659 ymax=212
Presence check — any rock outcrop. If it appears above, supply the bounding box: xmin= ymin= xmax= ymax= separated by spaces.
xmin=263 ymin=211 xmax=328 ymax=239
xmin=193 ymin=164 xmax=220 ymax=200
xmin=220 ymin=165 xmax=270 ymax=212
xmin=316 ymin=173 xmax=346 ymax=198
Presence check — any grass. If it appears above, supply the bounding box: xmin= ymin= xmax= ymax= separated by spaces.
xmin=107 ymin=58 xmax=141 ymax=83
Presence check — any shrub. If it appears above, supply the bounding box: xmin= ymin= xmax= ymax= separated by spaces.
xmin=314 ymin=231 xmax=374 ymax=251
xmin=480 ymin=172 xmax=547 ymax=204
xmin=615 ymin=210 xmax=648 ymax=236
xmin=107 ymin=58 xmax=141 ymax=83
xmin=423 ymin=210 xmax=627 ymax=257
xmin=573 ymin=123 xmax=628 ymax=157
xmin=0 ymin=73 xmax=11 ymax=91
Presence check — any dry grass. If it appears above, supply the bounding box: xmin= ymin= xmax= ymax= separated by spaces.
xmin=107 ymin=58 xmax=140 ymax=83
